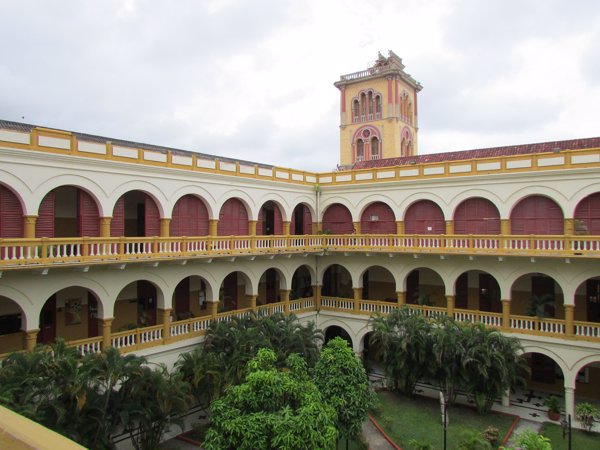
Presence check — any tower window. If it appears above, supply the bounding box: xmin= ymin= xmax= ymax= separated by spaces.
xmin=371 ymin=137 xmax=380 ymax=160
xmin=356 ymin=139 xmax=365 ymax=162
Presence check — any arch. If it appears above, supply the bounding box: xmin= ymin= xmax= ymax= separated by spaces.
xmin=257 ymin=267 xmax=286 ymax=305
xmin=172 ymin=275 xmax=212 ymax=320
xmin=218 ymin=270 xmax=253 ymax=312
xmin=510 ymin=273 xmax=564 ymax=318
xmin=454 ymin=270 xmax=501 ymax=312
xmin=574 ymin=192 xmax=600 ymax=235
xmin=0 ymin=183 xmax=24 ymax=238
xmin=170 ymin=194 xmax=209 ymax=236
xmin=0 ymin=295 xmax=26 ymax=353
xmin=405 ymin=267 xmax=446 ymax=307
xmin=573 ymin=276 xmax=600 ymax=323
xmin=454 ymin=197 xmax=500 ymax=234
xmin=112 ymin=280 xmax=161 ymax=331
xmin=520 ymin=349 xmax=568 ymax=394
xmin=404 ymin=200 xmax=445 ymax=234
xmin=168 ymin=185 xmax=217 ymax=219
xmin=323 ymin=324 xmax=353 ymax=349
xmin=37 ymin=286 xmax=104 ymax=345
xmin=35 ymin=185 xmax=101 ymax=238
xmin=322 ymin=263 xmax=354 ymax=298
xmin=360 ymin=265 xmax=396 ymax=301
xmin=351 ymin=126 xmax=382 ymax=144
xmin=510 ymin=195 xmax=564 ymax=235
xmin=291 ymin=265 xmax=314 ymax=299
xmin=257 ymin=200 xmax=284 ymax=235
xmin=110 ymin=190 xmax=161 ymax=237
xmin=322 ymin=203 xmax=353 ymax=234
xmin=218 ymin=197 xmax=249 ymax=236
xmin=290 ymin=203 xmax=313 ymax=235
xmin=360 ymin=201 xmax=396 ymax=234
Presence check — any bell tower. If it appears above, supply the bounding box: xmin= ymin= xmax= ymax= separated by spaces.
xmin=334 ymin=51 xmax=422 ymax=168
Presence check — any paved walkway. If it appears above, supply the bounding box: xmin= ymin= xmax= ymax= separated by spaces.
xmin=504 ymin=419 xmax=542 ymax=449
xmin=362 ymin=418 xmax=396 ymax=450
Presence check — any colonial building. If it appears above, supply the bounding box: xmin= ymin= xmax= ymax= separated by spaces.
xmin=0 ymin=53 xmax=599 ymax=423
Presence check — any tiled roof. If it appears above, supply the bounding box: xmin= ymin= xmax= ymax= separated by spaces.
xmin=353 ymin=137 xmax=600 ymax=169
xmin=0 ymin=119 xmax=274 ymax=169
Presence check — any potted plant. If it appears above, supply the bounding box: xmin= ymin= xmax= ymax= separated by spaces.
xmin=575 ymin=402 xmax=599 ymax=432
xmin=544 ymin=395 xmax=561 ymax=421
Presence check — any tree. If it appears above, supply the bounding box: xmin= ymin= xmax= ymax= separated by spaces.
xmin=370 ymin=307 xmax=433 ymax=396
xmin=203 ymin=348 xmax=337 ymax=450
xmin=119 ymin=364 xmax=193 ymax=450
xmin=461 ymin=323 xmax=528 ymax=413
xmin=313 ymin=337 xmax=374 ymax=449
xmin=430 ymin=316 xmax=466 ymax=405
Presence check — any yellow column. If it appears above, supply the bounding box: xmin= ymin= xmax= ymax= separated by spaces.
xmin=207 ymin=300 xmax=219 ymax=319
xmin=396 ymin=220 xmax=404 ymax=235
xmin=99 ymin=217 xmax=112 ymax=238
xmin=314 ymin=222 xmax=322 ymax=234
xmin=23 ymin=216 xmax=37 ymax=239
xmin=160 ymin=218 xmax=171 ymax=237
xmin=446 ymin=294 xmax=455 ymax=318
xmin=564 ymin=304 xmax=574 ymax=337
xmin=500 ymin=219 xmax=510 ymax=235
xmin=209 ymin=219 xmax=219 ymax=236
xmin=353 ymin=221 xmax=361 ymax=234
xmin=564 ymin=218 xmax=574 ymax=235
xmin=353 ymin=287 xmax=362 ymax=314
xmin=396 ymin=291 xmax=406 ymax=307
xmin=501 ymin=299 xmax=511 ymax=330
xmin=101 ymin=318 xmax=114 ymax=350
xmin=445 ymin=220 xmax=454 ymax=235
xmin=248 ymin=294 xmax=257 ymax=311
xmin=248 ymin=220 xmax=257 ymax=236
xmin=159 ymin=308 xmax=172 ymax=343
xmin=313 ymin=285 xmax=322 ymax=310
xmin=23 ymin=329 xmax=39 ymax=352
xmin=282 ymin=221 xmax=291 ymax=235
xmin=281 ymin=290 xmax=291 ymax=315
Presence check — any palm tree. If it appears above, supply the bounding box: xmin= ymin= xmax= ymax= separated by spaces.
xmin=370 ymin=307 xmax=433 ymax=396
xmin=430 ymin=317 xmax=466 ymax=405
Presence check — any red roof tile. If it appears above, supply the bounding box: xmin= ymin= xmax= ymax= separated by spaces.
xmin=353 ymin=137 xmax=600 ymax=169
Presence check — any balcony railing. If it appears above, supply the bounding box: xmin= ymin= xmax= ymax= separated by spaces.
xmin=0 ymin=297 xmax=596 ymax=361
xmin=1 ymin=233 xmax=599 ymax=269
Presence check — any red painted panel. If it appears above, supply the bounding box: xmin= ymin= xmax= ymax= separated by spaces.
xmin=360 ymin=202 xmax=396 ymax=234
xmin=0 ymin=185 xmax=23 ymax=238
xmin=574 ymin=192 xmax=600 ymax=235
xmin=290 ymin=204 xmax=313 ymax=235
xmin=454 ymin=198 xmax=500 ymax=235
xmin=323 ymin=204 xmax=353 ymax=234
xmin=258 ymin=202 xmax=283 ymax=235
xmin=36 ymin=191 xmax=55 ymax=238
xmin=218 ymin=198 xmax=248 ymax=236
xmin=110 ymin=197 xmax=125 ymax=237
xmin=404 ymin=200 xmax=445 ymax=234
xmin=79 ymin=190 xmax=100 ymax=237
xmin=144 ymin=195 xmax=160 ymax=237
xmin=511 ymin=196 xmax=564 ymax=235
xmin=171 ymin=195 xmax=209 ymax=236
xmin=303 ymin=206 xmax=312 ymax=234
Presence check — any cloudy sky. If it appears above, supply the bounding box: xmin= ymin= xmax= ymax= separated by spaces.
xmin=2 ymin=0 xmax=599 ymax=171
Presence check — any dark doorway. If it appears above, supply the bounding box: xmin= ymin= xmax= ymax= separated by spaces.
xmin=38 ymin=295 xmax=56 ymax=344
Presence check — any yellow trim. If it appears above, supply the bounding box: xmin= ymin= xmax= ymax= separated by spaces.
xmin=1 ymin=127 xmax=598 ymax=187
xmin=0 ymin=405 xmax=87 ymax=450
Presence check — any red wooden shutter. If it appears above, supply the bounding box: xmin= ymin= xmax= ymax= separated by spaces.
xmin=303 ymin=205 xmax=312 ymax=234
xmin=454 ymin=198 xmax=500 ymax=235
xmin=110 ymin=197 xmax=125 ymax=237
xmin=404 ymin=200 xmax=445 ymax=234
xmin=36 ymin=191 xmax=55 ymax=238
xmin=78 ymin=190 xmax=100 ymax=237
xmin=574 ymin=193 xmax=600 ymax=235
xmin=257 ymin=208 xmax=264 ymax=235
xmin=171 ymin=195 xmax=209 ymax=237
xmin=273 ymin=205 xmax=282 ymax=235
xmin=511 ymin=196 xmax=563 ymax=235
xmin=144 ymin=195 xmax=160 ymax=237
xmin=360 ymin=202 xmax=396 ymax=234
xmin=218 ymin=199 xmax=248 ymax=236
xmin=323 ymin=204 xmax=353 ymax=234
xmin=0 ymin=185 xmax=23 ymax=238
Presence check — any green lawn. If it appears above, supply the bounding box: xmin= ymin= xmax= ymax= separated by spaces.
xmin=371 ymin=390 xmax=516 ymax=449
xmin=540 ymin=422 xmax=600 ymax=450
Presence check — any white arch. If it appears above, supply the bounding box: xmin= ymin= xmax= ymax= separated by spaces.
xmin=167 ymin=186 xmax=218 ymax=219
xmin=215 ymin=190 xmax=255 ymax=220
xmin=108 ymin=180 xmax=169 ymax=218
xmin=32 ymin=174 xmax=109 ymax=217
xmin=355 ymin=195 xmax=399 ymax=223
xmin=399 ymin=193 xmax=449 ymax=221
xmin=505 ymin=187 xmax=567 ymax=218
xmin=255 ymin=193 xmax=292 ymax=222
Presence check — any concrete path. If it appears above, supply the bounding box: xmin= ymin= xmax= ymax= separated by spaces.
xmin=505 ymin=419 xmax=542 ymax=448
xmin=362 ymin=418 xmax=396 ymax=450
